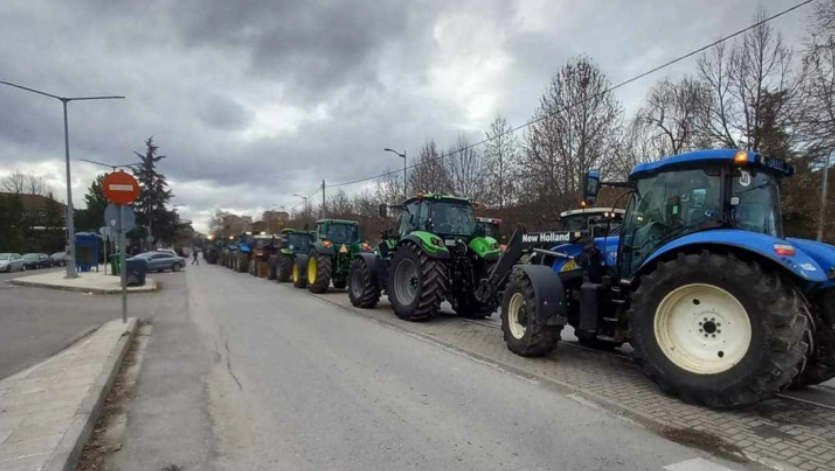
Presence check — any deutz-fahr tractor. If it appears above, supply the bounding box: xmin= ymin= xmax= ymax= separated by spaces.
xmin=270 ymin=229 xmax=315 ymax=282
xmin=247 ymin=233 xmax=278 ymax=277
xmin=348 ymin=193 xmax=503 ymax=321
xmin=291 ymin=219 xmax=372 ymax=293
xmin=496 ymin=149 xmax=835 ymax=408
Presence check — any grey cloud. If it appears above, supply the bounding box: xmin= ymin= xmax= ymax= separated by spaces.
xmin=195 ymin=94 xmax=253 ymax=130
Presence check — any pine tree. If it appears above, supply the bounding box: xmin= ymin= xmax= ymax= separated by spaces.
xmin=76 ymin=175 xmax=109 ymax=232
xmin=133 ymin=137 xmax=176 ymax=246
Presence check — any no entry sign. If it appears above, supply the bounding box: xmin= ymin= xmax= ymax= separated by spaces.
xmin=102 ymin=171 xmax=140 ymax=205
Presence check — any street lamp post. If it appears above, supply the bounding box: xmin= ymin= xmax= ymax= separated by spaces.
xmin=384 ymin=148 xmax=407 ymax=199
xmin=0 ymin=80 xmax=124 ymax=278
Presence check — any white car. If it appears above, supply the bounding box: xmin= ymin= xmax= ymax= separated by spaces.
xmin=0 ymin=253 xmax=26 ymax=273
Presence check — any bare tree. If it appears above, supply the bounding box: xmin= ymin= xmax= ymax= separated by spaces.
xmin=26 ymin=174 xmax=47 ymax=196
xmin=327 ymin=189 xmax=354 ymax=218
xmin=408 ymin=139 xmax=450 ymax=195
xmin=695 ymin=9 xmax=797 ymax=151
xmin=483 ymin=114 xmax=520 ymax=211
xmin=638 ymin=77 xmax=707 ymax=156
xmin=374 ymin=171 xmax=403 ymax=205
xmin=795 ymin=0 xmax=835 ymax=156
xmin=2 ymin=170 xmax=26 ymax=194
xmin=524 ymin=57 xmax=622 ymax=213
xmin=445 ymin=134 xmax=486 ymax=201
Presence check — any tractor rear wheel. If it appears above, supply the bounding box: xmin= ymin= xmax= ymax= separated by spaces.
xmin=501 ymin=272 xmax=561 ymax=357
xmin=388 ymin=242 xmax=447 ymax=321
xmin=248 ymin=260 xmax=257 ymax=276
xmin=630 ymin=252 xmax=808 ymax=408
xmin=276 ymin=255 xmax=292 ymax=282
xmin=237 ymin=254 xmax=248 ymax=273
xmin=348 ymin=257 xmax=380 ymax=308
xmin=267 ymin=256 xmax=277 ymax=280
xmin=291 ymin=256 xmax=308 ymax=288
xmin=307 ymin=254 xmax=332 ymax=294
xmin=792 ymin=290 xmax=835 ymax=387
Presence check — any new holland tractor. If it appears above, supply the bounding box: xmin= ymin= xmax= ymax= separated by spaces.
xmin=271 ymin=229 xmax=315 ymax=282
xmin=348 ymin=193 xmax=503 ymax=320
xmin=291 ymin=219 xmax=372 ymax=293
xmin=495 ymin=149 xmax=835 ymax=408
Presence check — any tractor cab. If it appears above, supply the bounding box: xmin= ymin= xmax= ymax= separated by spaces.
xmin=279 ymin=228 xmax=314 ymax=254
xmin=315 ymin=219 xmax=361 ymax=250
xmin=557 ymin=208 xmax=624 ymax=236
xmin=384 ymin=193 xmax=478 ymax=240
xmin=584 ymin=149 xmax=794 ymax=281
xmin=476 ymin=217 xmax=502 ymax=240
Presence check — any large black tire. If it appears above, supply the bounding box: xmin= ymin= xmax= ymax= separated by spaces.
xmin=291 ymin=256 xmax=308 ymax=288
xmin=630 ymin=252 xmax=808 ymax=408
xmin=793 ymin=290 xmax=835 ymax=387
xmin=500 ymin=272 xmax=562 ymax=357
xmin=387 ymin=242 xmax=447 ymax=321
xmin=348 ymin=257 xmax=380 ymax=308
xmin=236 ymin=254 xmax=248 ymax=273
xmin=277 ymin=255 xmax=293 ymax=283
xmin=248 ymin=259 xmax=257 ymax=276
xmin=267 ymin=256 xmax=277 ymax=280
xmin=307 ymin=253 xmax=333 ymax=294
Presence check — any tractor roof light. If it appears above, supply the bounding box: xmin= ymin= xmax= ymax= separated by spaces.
xmin=734 ymin=150 xmax=749 ymax=164
xmin=773 ymin=244 xmax=795 ymax=257
xmin=323 ymin=240 xmax=332 ymax=248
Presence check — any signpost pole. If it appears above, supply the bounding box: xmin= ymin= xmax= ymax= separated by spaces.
xmin=120 ymin=206 xmax=127 ymax=324
xmin=104 ymin=233 xmax=108 ymax=276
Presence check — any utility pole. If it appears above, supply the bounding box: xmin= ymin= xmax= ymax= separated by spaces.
xmin=322 ymin=180 xmax=326 ymax=219
xmin=384 ymin=148 xmax=407 ymax=199
xmin=0 ymin=80 xmax=125 ymax=278
xmin=819 ymin=150 xmax=833 ymax=242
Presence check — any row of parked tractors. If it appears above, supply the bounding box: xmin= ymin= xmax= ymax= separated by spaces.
xmin=207 ymin=149 xmax=835 ymax=409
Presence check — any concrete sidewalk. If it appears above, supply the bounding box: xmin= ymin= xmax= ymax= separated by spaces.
xmin=9 ymin=269 xmax=157 ymax=294
xmin=0 ymin=318 xmax=137 ymax=471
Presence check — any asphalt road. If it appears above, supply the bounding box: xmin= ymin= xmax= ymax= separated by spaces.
xmin=0 ymin=267 xmax=180 ymax=379
xmin=113 ymin=263 xmax=755 ymax=471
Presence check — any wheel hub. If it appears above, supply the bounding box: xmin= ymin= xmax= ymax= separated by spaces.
xmin=507 ymin=293 xmax=528 ymax=340
xmin=654 ymin=284 xmax=751 ymax=375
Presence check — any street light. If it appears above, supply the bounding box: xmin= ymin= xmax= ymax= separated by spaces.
xmin=384 ymin=148 xmax=407 ymax=199
xmin=819 ymin=151 xmax=833 ymax=242
xmin=294 ymin=194 xmax=308 ymax=226
xmin=80 ymin=158 xmax=137 ymax=172
xmin=0 ymin=79 xmax=125 ymax=279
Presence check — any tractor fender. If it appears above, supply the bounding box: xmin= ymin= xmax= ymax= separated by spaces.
xmin=354 ymin=253 xmax=381 ymax=285
xmin=401 ymin=233 xmax=450 ymax=259
xmin=637 ymin=230 xmax=829 ymax=285
xmin=515 ymin=265 xmax=568 ymax=326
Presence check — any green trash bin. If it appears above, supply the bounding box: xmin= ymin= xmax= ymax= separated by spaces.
xmin=109 ymin=254 xmax=122 ymax=276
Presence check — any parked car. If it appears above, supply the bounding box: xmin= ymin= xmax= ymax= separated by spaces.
xmin=21 ymin=253 xmax=54 ymax=270
xmin=129 ymin=251 xmax=186 ymax=272
xmin=50 ymin=251 xmax=69 ymax=267
xmin=0 ymin=253 xmax=26 ymax=273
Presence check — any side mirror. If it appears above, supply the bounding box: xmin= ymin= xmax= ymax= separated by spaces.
xmin=379 ymin=203 xmax=388 ymax=218
xmin=582 ymin=171 xmax=601 ymax=206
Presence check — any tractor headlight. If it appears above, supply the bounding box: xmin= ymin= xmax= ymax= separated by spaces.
xmin=430 ymin=238 xmax=444 ymax=247
xmin=490 ymin=242 xmax=499 ymax=250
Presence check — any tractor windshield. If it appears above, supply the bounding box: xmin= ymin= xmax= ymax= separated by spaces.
xmin=730 ymin=169 xmax=782 ymax=237
xmin=431 ymin=201 xmax=477 ymax=236
xmin=325 ymin=224 xmax=359 ymax=245
xmin=287 ymin=233 xmax=313 ymax=251
xmin=621 ymin=168 xmax=722 ymax=277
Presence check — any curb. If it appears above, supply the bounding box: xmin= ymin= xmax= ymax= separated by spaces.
xmin=8 ymin=278 xmax=158 ymax=295
xmin=43 ymin=318 xmax=138 ymax=471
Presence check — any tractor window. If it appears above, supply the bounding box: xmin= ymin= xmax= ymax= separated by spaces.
xmin=621 ymin=169 xmax=722 ymax=278
xmin=398 ymin=202 xmax=420 ymax=236
xmin=326 ymin=224 xmax=358 ymax=245
xmin=560 ymin=216 xmax=587 ymax=232
xmin=287 ymin=233 xmax=312 ymax=252
xmin=731 ymin=170 xmax=782 ymax=237
xmin=430 ymin=201 xmax=476 ymax=236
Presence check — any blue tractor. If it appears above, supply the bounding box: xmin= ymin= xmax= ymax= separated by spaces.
xmin=493 ymin=149 xmax=835 ymax=408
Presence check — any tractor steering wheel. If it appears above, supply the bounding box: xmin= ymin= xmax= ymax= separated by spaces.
xmin=435 ymin=222 xmax=454 ymax=233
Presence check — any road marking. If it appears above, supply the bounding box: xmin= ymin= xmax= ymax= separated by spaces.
xmin=108 ymin=184 xmax=134 ymax=191
xmin=664 ymin=458 xmax=737 ymax=471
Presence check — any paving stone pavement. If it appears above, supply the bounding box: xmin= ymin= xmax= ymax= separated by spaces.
xmin=0 ymin=318 xmax=137 ymax=471
xmin=305 ymin=288 xmax=835 ymax=471
xmin=9 ymin=269 xmax=157 ymax=294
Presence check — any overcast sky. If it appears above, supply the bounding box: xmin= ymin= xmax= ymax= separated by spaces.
xmin=0 ymin=0 xmax=811 ymax=232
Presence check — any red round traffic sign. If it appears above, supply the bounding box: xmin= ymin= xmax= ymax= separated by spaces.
xmin=102 ymin=171 xmax=140 ymax=205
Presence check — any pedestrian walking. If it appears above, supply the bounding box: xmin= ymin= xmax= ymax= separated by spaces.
xmin=192 ymin=248 xmax=200 ymax=265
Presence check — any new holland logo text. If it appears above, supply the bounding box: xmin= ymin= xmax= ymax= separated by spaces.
xmin=522 ymin=232 xmax=572 ymax=244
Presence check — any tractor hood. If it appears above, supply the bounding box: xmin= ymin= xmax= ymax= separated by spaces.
xmin=787 ymin=238 xmax=835 ymax=282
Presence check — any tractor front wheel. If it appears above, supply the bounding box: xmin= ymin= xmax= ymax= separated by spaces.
xmin=276 ymin=255 xmax=293 ymax=282
xmin=307 ymin=254 xmax=333 ymax=294
xmin=792 ymin=290 xmax=835 ymax=387
xmin=388 ymin=242 xmax=447 ymax=321
xmin=348 ymin=257 xmax=380 ymax=308
xmin=501 ymin=272 xmax=561 ymax=357
xmin=291 ymin=256 xmax=308 ymax=288
xmin=630 ymin=252 xmax=808 ymax=408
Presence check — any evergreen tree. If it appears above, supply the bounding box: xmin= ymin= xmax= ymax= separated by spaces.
xmin=133 ymin=137 xmax=176 ymax=246
xmin=75 ymin=175 xmax=109 ymax=232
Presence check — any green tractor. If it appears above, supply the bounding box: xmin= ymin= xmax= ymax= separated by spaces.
xmin=292 ymin=219 xmax=372 ymax=293
xmin=348 ymin=193 xmax=503 ymax=321
xmin=271 ymin=229 xmax=315 ymax=283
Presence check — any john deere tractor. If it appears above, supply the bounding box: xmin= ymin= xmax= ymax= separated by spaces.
xmin=270 ymin=229 xmax=314 ymax=283
xmin=348 ymin=193 xmax=502 ymax=321
xmin=292 ymin=219 xmax=372 ymax=293
xmin=491 ymin=149 xmax=835 ymax=408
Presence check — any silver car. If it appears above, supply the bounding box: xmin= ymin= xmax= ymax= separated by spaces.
xmin=0 ymin=253 xmax=26 ymax=273
xmin=129 ymin=251 xmax=186 ymax=273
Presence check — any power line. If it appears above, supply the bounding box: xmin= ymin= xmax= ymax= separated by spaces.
xmin=324 ymin=0 xmax=815 ymax=190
